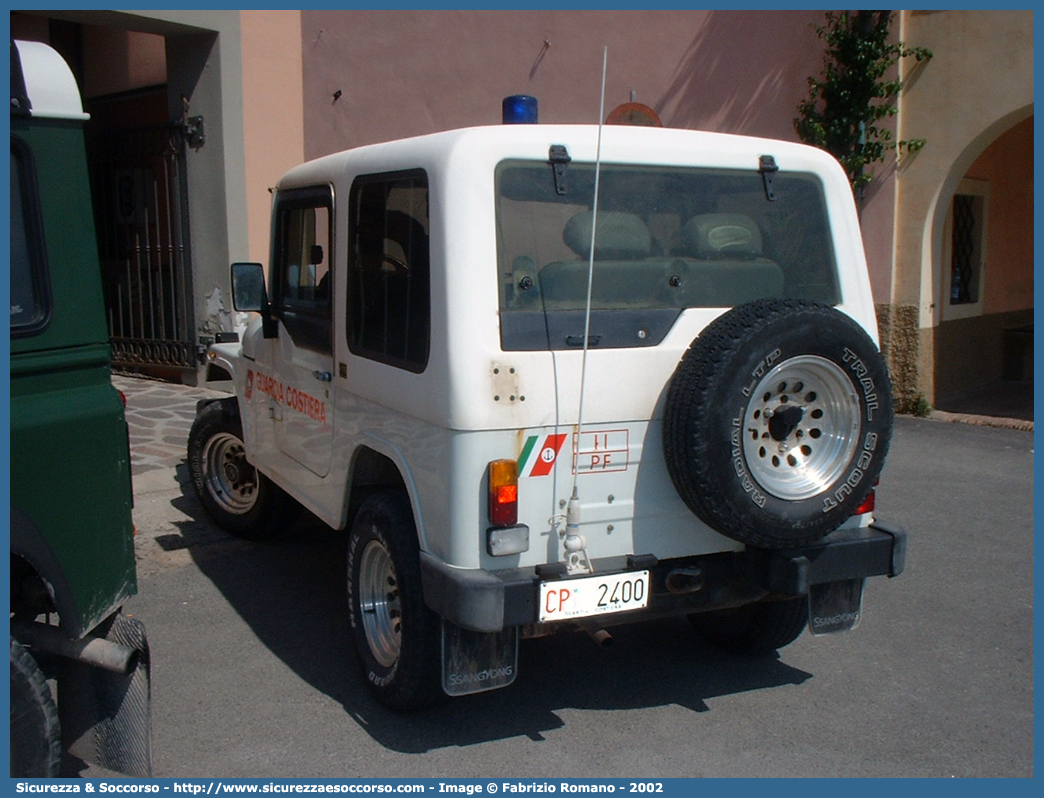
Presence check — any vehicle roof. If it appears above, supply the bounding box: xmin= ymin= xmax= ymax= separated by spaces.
xmin=277 ymin=123 xmax=845 ymax=189
xmin=11 ymin=39 xmax=89 ymax=121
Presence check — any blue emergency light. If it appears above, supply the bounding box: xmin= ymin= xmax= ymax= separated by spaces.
xmin=502 ymin=95 xmax=538 ymax=124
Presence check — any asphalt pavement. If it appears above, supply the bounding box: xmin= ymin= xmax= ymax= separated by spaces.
xmin=102 ymin=372 xmax=1034 ymax=779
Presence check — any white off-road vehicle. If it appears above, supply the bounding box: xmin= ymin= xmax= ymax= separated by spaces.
xmin=190 ymin=121 xmax=906 ymax=709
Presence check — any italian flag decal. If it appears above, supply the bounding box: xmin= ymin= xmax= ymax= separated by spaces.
xmin=518 ymin=433 xmax=568 ymax=477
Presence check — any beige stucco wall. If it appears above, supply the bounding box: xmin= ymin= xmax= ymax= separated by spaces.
xmin=888 ymin=10 xmax=1033 ymax=405
xmin=894 ymin=9 xmax=1033 ymax=320
xmin=240 ymin=11 xmax=305 ymax=264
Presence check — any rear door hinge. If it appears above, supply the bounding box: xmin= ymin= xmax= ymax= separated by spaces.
xmin=760 ymin=155 xmax=778 ymax=201
xmin=549 ymin=144 xmax=572 ymax=196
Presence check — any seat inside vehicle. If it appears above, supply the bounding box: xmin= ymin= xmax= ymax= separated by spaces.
xmin=668 ymin=213 xmax=784 ymax=307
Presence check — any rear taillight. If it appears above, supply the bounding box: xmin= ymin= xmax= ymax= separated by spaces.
xmin=854 ymin=488 xmax=876 ymax=516
xmin=488 ymin=459 xmax=519 ymax=527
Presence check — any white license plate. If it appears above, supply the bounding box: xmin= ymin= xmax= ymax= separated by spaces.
xmin=539 ymin=570 xmax=650 ymax=622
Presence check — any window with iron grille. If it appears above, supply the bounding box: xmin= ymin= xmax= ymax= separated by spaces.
xmin=949 ymin=192 xmax=985 ymax=306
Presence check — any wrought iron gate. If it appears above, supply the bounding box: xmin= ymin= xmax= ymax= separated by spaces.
xmin=91 ymin=123 xmax=195 ymax=373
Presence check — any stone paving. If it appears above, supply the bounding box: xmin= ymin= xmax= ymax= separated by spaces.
xmin=113 ymin=373 xmax=230 ymax=477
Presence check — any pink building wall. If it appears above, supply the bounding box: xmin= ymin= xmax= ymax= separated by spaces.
xmin=291 ymin=10 xmax=895 ymax=306
xmin=299 ymin=10 xmax=822 ymax=153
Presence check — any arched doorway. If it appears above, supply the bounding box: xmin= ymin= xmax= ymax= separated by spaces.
xmin=930 ymin=112 xmax=1033 ymax=410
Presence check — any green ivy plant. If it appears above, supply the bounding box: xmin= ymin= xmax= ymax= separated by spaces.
xmin=794 ymin=11 xmax=932 ymax=197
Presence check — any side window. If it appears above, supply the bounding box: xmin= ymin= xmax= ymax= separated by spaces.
xmin=347 ymin=170 xmax=430 ymax=372
xmin=941 ymin=178 xmax=988 ymax=322
xmin=10 ymin=138 xmax=51 ymax=336
xmin=271 ymin=186 xmax=333 ymax=353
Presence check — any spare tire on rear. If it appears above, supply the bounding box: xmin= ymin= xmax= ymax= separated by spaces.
xmin=663 ymin=299 xmax=893 ymax=549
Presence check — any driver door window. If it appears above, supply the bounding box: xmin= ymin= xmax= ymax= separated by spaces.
xmin=273 ymin=187 xmax=333 ymax=353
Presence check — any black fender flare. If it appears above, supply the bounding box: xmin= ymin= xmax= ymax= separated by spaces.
xmin=10 ymin=506 xmax=86 ymax=638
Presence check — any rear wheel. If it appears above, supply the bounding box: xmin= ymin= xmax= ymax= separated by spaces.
xmin=689 ymin=597 xmax=808 ymax=656
xmin=10 ymin=637 xmax=60 ymax=778
xmin=346 ymin=491 xmax=441 ymax=710
xmin=187 ymin=399 xmax=301 ymax=540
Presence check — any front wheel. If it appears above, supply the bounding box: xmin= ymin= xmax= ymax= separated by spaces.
xmin=187 ymin=399 xmax=301 ymax=540
xmin=346 ymin=491 xmax=441 ymax=710
xmin=689 ymin=597 xmax=808 ymax=656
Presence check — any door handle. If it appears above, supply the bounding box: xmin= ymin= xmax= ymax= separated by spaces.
xmin=312 ymin=370 xmax=332 ymax=382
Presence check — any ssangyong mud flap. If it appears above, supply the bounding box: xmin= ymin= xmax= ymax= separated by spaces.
xmin=808 ymin=578 xmax=864 ymax=634
xmin=58 ymin=613 xmax=152 ymax=777
xmin=441 ymin=620 xmax=518 ymax=696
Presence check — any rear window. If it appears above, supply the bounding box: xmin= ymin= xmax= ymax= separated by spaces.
xmin=496 ymin=160 xmax=839 ymax=350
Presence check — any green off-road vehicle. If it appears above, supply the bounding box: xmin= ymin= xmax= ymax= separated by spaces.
xmin=10 ymin=39 xmax=151 ymax=777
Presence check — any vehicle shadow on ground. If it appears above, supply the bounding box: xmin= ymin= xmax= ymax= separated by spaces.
xmin=169 ymin=481 xmax=812 ymax=754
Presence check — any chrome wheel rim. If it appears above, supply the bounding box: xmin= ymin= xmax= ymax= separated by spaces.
xmin=201 ymin=432 xmax=258 ymax=515
xmin=358 ymin=539 xmax=401 ymax=668
xmin=742 ymin=355 xmax=860 ymax=501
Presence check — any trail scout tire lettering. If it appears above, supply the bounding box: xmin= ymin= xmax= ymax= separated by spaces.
xmin=663 ymin=299 xmax=893 ymax=548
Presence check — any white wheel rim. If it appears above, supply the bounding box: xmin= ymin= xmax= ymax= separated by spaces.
xmin=742 ymin=355 xmax=860 ymax=501
xmin=201 ymin=432 xmax=258 ymax=514
xmin=358 ymin=539 xmax=401 ymax=668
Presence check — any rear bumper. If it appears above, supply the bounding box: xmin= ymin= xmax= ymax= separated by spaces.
xmin=421 ymin=521 xmax=907 ymax=633
xmin=744 ymin=520 xmax=906 ymax=595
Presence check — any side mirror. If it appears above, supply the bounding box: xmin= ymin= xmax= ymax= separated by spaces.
xmin=231 ymin=262 xmax=266 ymax=311
xmin=231 ymin=262 xmax=278 ymax=338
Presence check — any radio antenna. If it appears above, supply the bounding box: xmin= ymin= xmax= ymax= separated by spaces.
xmin=564 ymin=46 xmax=608 ymax=575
